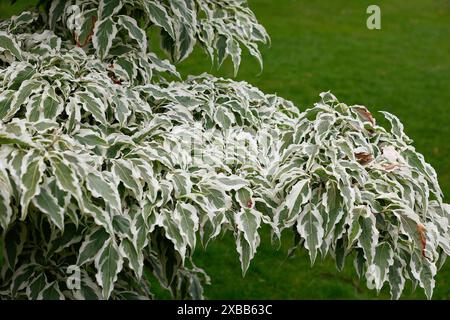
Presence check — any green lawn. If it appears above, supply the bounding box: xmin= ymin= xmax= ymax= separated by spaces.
xmin=2 ymin=0 xmax=450 ymax=299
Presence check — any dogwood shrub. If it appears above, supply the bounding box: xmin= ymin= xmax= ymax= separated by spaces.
xmin=0 ymin=0 xmax=449 ymax=300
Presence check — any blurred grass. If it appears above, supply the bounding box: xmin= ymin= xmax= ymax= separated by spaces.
xmin=1 ymin=0 xmax=450 ymax=299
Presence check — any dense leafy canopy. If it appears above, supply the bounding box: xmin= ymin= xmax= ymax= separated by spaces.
xmin=0 ymin=0 xmax=449 ymax=300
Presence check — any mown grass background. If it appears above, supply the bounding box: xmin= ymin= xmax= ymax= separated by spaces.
xmin=1 ymin=0 xmax=450 ymax=299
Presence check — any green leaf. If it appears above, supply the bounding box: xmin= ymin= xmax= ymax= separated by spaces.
xmin=99 ymin=0 xmax=123 ymax=20
xmin=0 ymin=166 xmax=13 ymax=230
xmin=26 ymin=273 xmax=48 ymax=300
xmin=73 ymin=272 xmax=103 ymax=300
xmin=160 ymin=208 xmax=187 ymax=260
xmin=203 ymin=173 xmax=248 ymax=192
xmin=78 ymin=227 xmax=110 ymax=266
xmin=48 ymin=0 xmax=66 ymax=30
xmin=324 ymin=180 xmax=344 ymax=238
xmin=296 ymin=204 xmax=324 ymax=265
xmin=3 ymin=223 xmax=27 ymax=269
xmin=38 ymin=282 xmax=65 ymax=300
xmin=77 ymin=92 xmax=107 ymax=125
xmin=0 ymin=31 xmax=23 ymax=60
xmin=74 ymin=129 xmax=108 ymax=148
xmin=3 ymin=79 xmax=43 ymax=121
xmin=357 ymin=211 xmax=379 ymax=265
xmin=93 ymin=17 xmax=118 ymax=59
xmin=410 ymin=252 xmax=436 ymax=300
xmin=112 ymin=95 xmax=131 ymax=126
xmin=112 ymin=159 xmax=142 ymax=200
xmin=49 ymin=153 xmax=82 ymax=204
xmin=380 ymin=111 xmax=409 ymax=142
xmin=216 ymin=35 xmax=227 ymax=67
xmin=8 ymin=64 xmax=36 ymax=90
xmin=167 ymin=171 xmax=192 ymax=198
xmin=235 ymin=208 xmax=261 ymax=275
xmin=119 ymin=237 xmax=143 ymax=278
xmin=86 ymin=172 xmax=121 ymax=214
xmin=80 ymin=192 xmax=111 ymax=232
xmin=188 ymin=274 xmax=204 ymax=300
xmin=214 ymin=105 xmax=235 ymax=129
xmin=95 ymin=239 xmax=123 ymax=299
xmin=76 ymin=9 xmax=97 ymax=45
xmin=9 ymin=11 xmax=38 ymax=32
xmin=0 ymin=90 xmax=15 ymax=119
xmin=145 ymin=2 xmax=175 ymax=39
xmin=41 ymin=87 xmax=62 ymax=120
xmin=19 ymin=151 xmax=45 ymax=220
xmin=235 ymin=187 xmax=253 ymax=209
xmin=283 ymin=179 xmax=311 ymax=225
xmin=10 ymin=263 xmax=37 ymax=296
xmin=33 ymin=181 xmax=65 ymax=230
xmin=0 ymin=131 xmax=33 ymax=147
xmin=175 ymin=23 xmax=195 ymax=62
xmin=366 ymin=242 xmax=394 ymax=292
xmin=174 ymin=202 xmax=198 ymax=250
xmin=48 ymin=223 xmax=82 ymax=255
xmin=389 ymin=257 xmax=406 ymax=300
xmin=117 ymin=15 xmax=147 ymax=53
xmin=227 ymin=38 xmax=242 ymax=77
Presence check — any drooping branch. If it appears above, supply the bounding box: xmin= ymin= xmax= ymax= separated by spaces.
xmin=0 ymin=0 xmax=449 ymax=300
